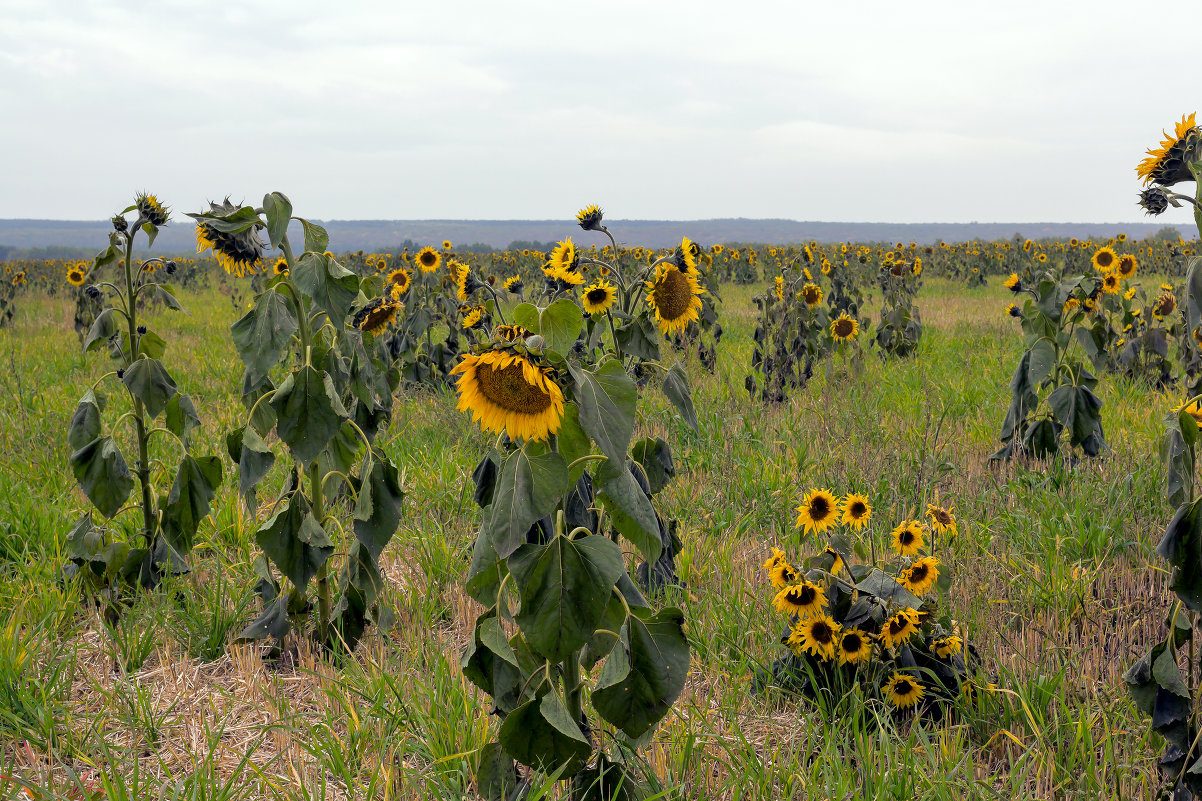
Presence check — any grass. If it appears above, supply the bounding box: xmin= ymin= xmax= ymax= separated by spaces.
xmin=0 ymin=274 xmax=1177 ymax=799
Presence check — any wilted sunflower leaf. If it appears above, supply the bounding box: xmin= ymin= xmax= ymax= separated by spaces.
xmin=1048 ymin=384 xmax=1103 ymax=449
xmin=498 ymin=693 xmax=591 ymax=775
xmin=68 ymin=390 xmax=103 ymax=451
xmin=484 ymin=446 xmax=569 ymax=558
xmin=509 ymin=533 xmax=624 ymax=662
xmin=593 ymin=606 xmax=689 ymax=738
xmin=272 ymin=365 xmax=347 ymax=466
xmin=461 ymin=612 xmax=526 ymax=714
xmin=595 ymin=458 xmax=662 ymax=564
xmin=165 ymin=392 xmax=201 ymax=443
xmin=662 ymin=363 xmax=699 ymax=433
xmin=123 ymin=357 xmax=177 ymax=418
xmin=569 ymin=359 xmax=637 ymax=467
xmin=352 ymin=451 xmax=405 ymax=561
xmin=293 ymin=251 xmax=359 ymax=325
xmin=475 ymin=742 xmax=521 ymax=801
xmin=231 ymin=290 xmax=298 ymax=382
xmin=631 ymin=437 xmax=675 ymax=495
xmin=854 ymin=568 xmax=923 ymax=609
xmin=240 ymin=595 xmax=290 ymax=641
xmin=254 ymin=494 xmax=333 ymax=590
xmin=161 ymin=454 xmax=222 ymax=555
xmin=69 ymin=436 xmax=134 ymax=519
xmin=262 ymin=192 xmax=292 ymax=250
xmin=1026 ymin=339 xmax=1056 ymax=388
xmin=83 ymin=308 xmax=117 ymax=354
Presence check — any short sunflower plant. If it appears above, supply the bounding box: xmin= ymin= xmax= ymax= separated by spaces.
xmin=1125 ymin=396 xmax=1202 ymax=799
xmin=992 ymin=262 xmax=1109 ymax=461
xmin=873 ymin=255 xmax=924 ymax=358
xmin=65 ymin=194 xmax=225 ymax=600
xmin=191 ymin=193 xmax=405 ymax=654
xmin=455 ymin=207 xmax=701 ymax=797
xmin=758 ymin=491 xmax=987 ymax=719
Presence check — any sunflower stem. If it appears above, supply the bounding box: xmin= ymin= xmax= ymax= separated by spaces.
xmin=121 ymin=227 xmax=158 ymax=562
xmin=310 ymin=458 xmax=331 ymax=646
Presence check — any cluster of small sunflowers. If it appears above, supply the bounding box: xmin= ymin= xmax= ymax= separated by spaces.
xmin=760 ymin=490 xmax=985 ymax=716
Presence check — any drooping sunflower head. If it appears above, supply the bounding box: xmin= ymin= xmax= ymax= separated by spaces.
xmin=773 ymin=580 xmax=828 ymax=619
xmin=1117 ymin=254 xmax=1138 ymax=278
xmin=837 ymin=629 xmax=873 ymax=665
xmin=883 ymin=671 xmax=925 ymax=709
xmin=898 ymin=556 xmax=940 ymax=596
xmin=1006 ymin=303 xmax=1021 ymax=318
xmin=194 ymin=220 xmax=263 ymax=278
xmin=912 ymin=258 xmax=922 ymax=276
xmin=548 ymin=239 xmax=578 ymax=274
xmin=799 ymin=283 xmax=823 ymax=308
xmin=576 ymin=204 xmax=604 ymax=231
xmin=451 ymin=260 xmax=474 ymax=301
xmin=66 ymin=265 xmax=87 ymax=286
xmin=645 ymin=263 xmax=704 ymax=335
xmin=766 ymin=556 xmax=801 ymax=590
xmin=1156 ymin=291 xmax=1178 ymax=318
xmin=880 ymin=608 xmax=920 ymax=650
xmin=353 ymin=297 xmax=402 ymax=335
xmin=795 ymin=488 xmax=839 ymax=535
xmin=1003 ymin=273 xmax=1020 ymax=291
xmin=581 ymin=280 xmax=617 ymax=315
xmin=134 ymin=192 xmax=170 ymax=227
xmin=273 ymin=258 xmax=289 ymax=276
xmin=387 ymin=268 xmax=412 ymax=295
xmin=451 ymin=350 xmax=565 ymax=442
xmin=1177 ymin=398 xmax=1202 ymax=427
xmin=890 ymin=521 xmax=926 ymax=556
xmin=830 ymin=312 xmax=859 ymax=342
xmin=925 ymin=503 xmax=956 ymax=536
xmin=1137 ymin=113 xmax=1201 ymax=186
xmin=416 ymin=246 xmax=441 ymax=273
xmin=841 ymin=493 xmax=871 ymax=530
xmin=674 ymin=236 xmax=699 ymax=272
xmin=503 ymin=274 xmax=524 ymax=293
xmin=787 ymin=613 xmax=840 ymax=660
xmin=933 ymin=635 xmax=963 ymax=659
xmin=1092 ymin=246 xmax=1118 ymax=273
xmin=461 ymin=305 xmax=487 ymax=330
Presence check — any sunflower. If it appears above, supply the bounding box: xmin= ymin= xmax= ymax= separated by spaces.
xmin=503 ymin=275 xmax=523 ymax=293
xmin=836 ymin=629 xmax=873 ymax=665
xmin=645 ymin=263 xmax=704 ymax=335
xmin=451 ymin=350 xmax=565 ymax=441
xmin=883 ymin=672 xmax=925 ymax=709
xmin=493 ymin=324 xmax=532 ymax=343
xmin=1177 ymin=399 xmax=1202 ymax=427
xmin=675 ymin=236 xmax=698 ymax=272
xmin=1156 ymin=292 xmax=1178 ymax=318
xmin=821 ymin=259 xmax=831 ymax=275
xmin=787 ymin=614 xmax=840 ymax=660
xmin=135 ymin=192 xmax=170 ymax=226
xmin=581 ymin=281 xmax=617 ymax=315
xmin=822 ymin=545 xmax=844 ymax=575
xmin=773 ymin=581 xmax=827 ymax=618
xmin=1037 ymin=253 xmax=1048 ymax=263
xmin=11 ymin=272 xmax=25 ymax=286
xmin=1124 ymin=287 xmax=1137 ymax=301
xmin=879 ymin=608 xmax=920 ymax=650
xmin=1100 ymin=272 xmax=1120 ymax=295
xmin=1137 ymin=113 xmax=1201 ymax=186
xmin=933 ymin=635 xmax=963 ymax=659
xmin=352 ymin=297 xmax=401 ymax=335
xmin=798 ymin=282 xmax=823 ymax=307
xmin=841 ymin=493 xmax=871 ymax=530
xmin=461 ymin=306 xmax=485 ymax=329
xmin=442 ymin=240 xmax=453 ymax=250
xmin=195 ymin=224 xmax=262 ymax=278
xmin=387 ymin=268 xmax=412 ymax=295
xmin=1006 ymin=303 xmax=1021 ymax=318
xmin=1118 ymin=254 xmax=1138 ymax=278
xmin=416 ymin=246 xmax=441 ymax=273
xmin=712 ymin=244 xmax=724 ymax=255
xmin=925 ymin=503 xmax=956 ymax=537
xmin=548 ymin=239 xmax=578 ymax=275
xmin=890 ymin=521 xmax=925 ymax=556
xmin=898 ymin=556 xmax=940 ymax=596
xmin=830 ymin=313 xmax=858 ymax=342
xmin=451 ymin=260 xmax=472 ymax=301
xmin=66 ymin=265 xmax=86 ymax=286
xmin=1063 ymin=297 xmax=1081 ymax=315
xmin=767 ymin=558 xmax=800 ymax=590
xmin=795 ymin=488 xmax=839 ymax=535
xmin=774 ymin=276 xmax=785 ymax=301
xmin=576 ymin=204 xmax=604 ymax=231
xmin=912 ymin=258 xmax=922 ymax=276
xmin=1003 ymin=273 xmax=1020 ymax=291
xmin=1091 ymin=246 xmax=1118 ymax=273
xmin=272 ymin=258 xmax=289 ymax=276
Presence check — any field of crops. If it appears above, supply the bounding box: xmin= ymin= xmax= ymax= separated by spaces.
xmin=1 ymin=119 xmax=1202 ymax=801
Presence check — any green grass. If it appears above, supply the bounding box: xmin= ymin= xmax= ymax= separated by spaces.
xmin=0 ymin=275 xmax=1175 ymax=799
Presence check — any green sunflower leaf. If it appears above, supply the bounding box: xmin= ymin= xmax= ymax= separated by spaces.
xmin=662 ymin=363 xmax=699 ymax=433
xmin=83 ymin=308 xmax=117 ymax=354
xmin=230 ymin=290 xmax=298 ymax=382
xmin=122 ymin=357 xmax=177 ymax=419
xmin=67 ymin=390 xmax=103 ymax=452
xmin=293 ymin=251 xmax=360 ymax=326
xmin=508 ymin=533 xmax=624 ymax=662
xmin=263 ymin=192 xmax=293 ymax=250
xmin=236 ymin=424 xmax=275 ymax=506
xmin=498 ymin=694 xmax=591 ymax=775
xmin=352 ymin=451 xmax=405 ymax=561
xmin=296 ymin=217 xmax=329 ymax=254
xmin=595 ymin=458 xmax=662 ymax=564
xmin=161 ymin=454 xmax=223 ymax=555
xmin=484 ymin=446 xmax=569 ymax=559
xmin=539 ymin=297 xmax=585 ymax=354
xmin=254 ymin=494 xmax=333 ymax=591
xmin=69 ymin=436 xmax=134 ymax=519
xmin=272 ymin=365 xmax=347 ymax=466
xmin=854 ymin=568 xmax=923 ymax=609
xmin=593 ymin=607 xmax=689 ymax=738
xmin=165 ymin=392 xmax=201 ymax=443
xmin=569 ymin=359 xmax=636 ymax=467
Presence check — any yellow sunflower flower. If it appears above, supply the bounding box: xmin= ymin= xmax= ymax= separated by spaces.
xmin=879 ymin=608 xmax=920 ymax=650
xmin=416 ymin=246 xmax=441 ymax=273
xmin=773 ymin=581 xmax=827 ymax=618
xmin=840 ymin=493 xmax=871 ymax=530
xmin=798 ymin=282 xmax=823 ymax=307
xmin=581 ymin=280 xmax=617 ymax=315
xmin=883 ymin=672 xmax=925 ymax=708
xmin=645 ymin=263 xmax=704 ymax=335
xmin=787 ymin=613 xmax=841 ymax=660
xmin=1137 ymin=112 xmax=1201 ymax=186
xmin=451 ymin=351 xmax=565 ymax=441
xmin=897 ymin=556 xmax=940 ymax=596
xmin=830 ymin=313 xmax=858 ymax=342
xmin=890 ymin=521 xmax=926 ymax=556
xmin=836 ymin=629 xmax=874 ymax=665
xmin=795 ymin=489 xmax=839 ymax=536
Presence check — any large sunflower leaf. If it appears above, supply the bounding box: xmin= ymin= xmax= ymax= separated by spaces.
xmin=595 ymin=457 xmax=662 ymax=563
xmin=661 ymin=363 xmax=699 ymax=433
xmin=539 ymin=298 xmax=584 ymax=354
xmin=569 ymin=359 xmax=636 ymax=467
xmin=854 ymin=568 xmax=923 ymax=609
xmin=67 ymin=389 xmax=103 ymax=451
xmin=161 ymin=454 xmax=222 ymax=555
xmin=352 ymin=451 xmax=405 ymax=561
xmin=498 ymin=694 xmax=591 ymax=775
xmin=69 ymin=436 xmax=134 ymax=519
xmin=122 ymin=357 xmax=177 ymax=419
xmin=593 ymin=607 xmax=689 ymax=738
xmin=508 ymin=533 xmax=624 ymax=662
xmin=254 ymin=494 xmax=333 ymax=590
xmin=484 ymin=445 xmax=568 ymax=558
xmin=262 ymin=192 xmax=292 ymax=250
xmin=230 ymin=290 xmax=298 ymax=382
xmin=293 ymin=251 xmax=359 ymax=326
xmin=272 ymin=365 xmax=347 ymax=466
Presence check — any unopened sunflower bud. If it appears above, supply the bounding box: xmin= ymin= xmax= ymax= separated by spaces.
xmin=166 ymin=260 xmax=178 ymax=274
xmin=1138 ymin=187 xmax=1170 ymax=216
xmin=112 ymin=215 xmax=129 ymax=233
xmin=137 ymin=324 xmax=147 ymax=335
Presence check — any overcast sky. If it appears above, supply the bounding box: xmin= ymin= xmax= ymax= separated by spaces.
xmin=2 ymin=0 xmax=1198 ymax=228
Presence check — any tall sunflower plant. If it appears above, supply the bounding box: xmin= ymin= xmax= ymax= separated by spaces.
xmin=758 ymin=491 xmax=989 ymax=720
xmin=191 ymin=192 xmax=405 ymax=654
xmin=65 ymin=194 xmax=225 ymax=604
xmin=873 ymin=257 xmax=924 ymax=358
xmin=456 ymin=207 xmax=703 ymax=798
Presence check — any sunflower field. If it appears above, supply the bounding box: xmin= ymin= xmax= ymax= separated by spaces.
xmin=0 ymin=116 xmax=1200 ymax=800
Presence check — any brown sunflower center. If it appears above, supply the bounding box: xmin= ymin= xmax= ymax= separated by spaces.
xmin=930 ymin=508 xmax=951 ymax=525
xmin=803 ymin=287 xmax=820 ymax=304
xmin=849 ymin=501 xmax=867 ymax=518
xmin=888 ymin=617 xmax=907 ymax=636
xmin=419 ymin=252 xmax=437 ymax=266
xmin=898 ymin=529 xmax=916 ymax=546
xmin=810 ymin=496 xmax=832 ymax=520
xmin=1119 ymin=257 xmax=1136 ymax=275
xmin=652 ymin=268 xmax=693 ymax=321
xmin=586 ymin=288 xmax=609 ymax=304
xmin=787 ymin=585 xmax=817 ymax=606
xmin=476 ymin=361 xmax=554 ymax=415
xmin=833 ymin=318 xmax=855 ymax=338
xmin=1096 ymin=251 xmax=1114 ymax=268
xmin=810 ymin=621 xmax=834 ymax=644
xmin=895 ymin=679 xmax=913 ymax=695
xmin=841 ymin=633 xmax=862 ymax=652
xmin=908 ymin=564 xmax=929 ymax=583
